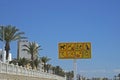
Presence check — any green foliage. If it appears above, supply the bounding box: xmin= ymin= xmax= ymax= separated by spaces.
xmin=9 ymin=58 xmax=30 ymax=67
xmin=34 ymin=58 xmax=41 ymax=69
xmin=41 ymin=56 xmax=51 ymax=64
xmin=9 ymin=58 xmax=18 ymax=65
xmin=40 ymin=56 xmax=51 ymax=72
xmin=54 ymin=66 xmax=65 ymax=77
xmin=17 ymin=58 xmax=29 ymax=67
xmin=66 ymin=71 xmax=74 ymax=80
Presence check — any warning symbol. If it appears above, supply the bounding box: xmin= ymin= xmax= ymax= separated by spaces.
xmin=59 ymin=43 xmax=66 ymax=51
xmin=75 ymin=43 xmax=83 ymax=51
xmin=67 ymin=43 xmax=75 ymax=51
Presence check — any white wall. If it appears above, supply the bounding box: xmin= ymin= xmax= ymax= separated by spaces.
xmin=18 ymin=40 xmax=31 ymax=59
xmin=0 ymin=49 xmax=12 ymax=63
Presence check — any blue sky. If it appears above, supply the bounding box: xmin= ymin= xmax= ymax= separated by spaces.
xmin=0 ymin=0 xmax=120 ymax=78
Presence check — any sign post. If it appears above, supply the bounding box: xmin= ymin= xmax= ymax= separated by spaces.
xmin=58 ymin=42 xmax=91 ymax=80
xmin=73 ymin=59 xmax=77 ymax=80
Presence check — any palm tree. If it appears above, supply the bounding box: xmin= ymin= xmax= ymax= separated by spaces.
xmin=51 ymin=66 xmax=56 ymax=74
xmin=0 ymin=25 xmax=26 ymax=60
xmin=66 ymin=71 xmax=74 ymax=80
xmin=22 ymin=42 xmax=41 ymax=69
xmin=46 ymin=64 xmax=51 ymax=73
xmin=55 ymin=66 xmax=64 ymax=76
xmin=34 ymin=58 xmax=41 ymax=69
xmin=41 ymin=56 xmax=51 ymax=72
xmin=17 ymin=58 xmax=29 ymax=67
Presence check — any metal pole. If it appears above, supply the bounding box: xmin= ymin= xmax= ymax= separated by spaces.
xmin=0 ymin=26 xmax=5 ymax=50
xmin=1 ymin=26 xmax=5 ymax=63
xmin=2 ymin=26 xmax=4 ymax=51
xmin=73 ymin=59 xmax=77 ymax=80
xmin=3 ymin=26 xmax=5 ymax=63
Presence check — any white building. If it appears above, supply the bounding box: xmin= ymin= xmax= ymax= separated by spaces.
xmin=0 ymin=49 xmax=12 ymax=63
xmin=17 ymin=39 xmax=31 ymax=59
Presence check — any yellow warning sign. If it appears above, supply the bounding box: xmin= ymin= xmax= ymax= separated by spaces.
xmin=58 ymin=42 xmax=91 ymax=59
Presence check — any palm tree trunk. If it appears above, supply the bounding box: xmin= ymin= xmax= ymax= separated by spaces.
xmin=31 ymin=54 xmax=34 ymax=69
xmin=5 ymin=42 xmax=10 ymax=60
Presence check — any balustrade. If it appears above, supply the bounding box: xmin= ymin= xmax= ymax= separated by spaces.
xmin=0 ymin=61 xmax=65 ymax=80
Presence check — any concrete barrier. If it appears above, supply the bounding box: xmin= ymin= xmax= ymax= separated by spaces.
xmin=0 ymin=73 xmax=53 ymax=80
xmin=0 ymin=61 xmax=65 ymax=80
